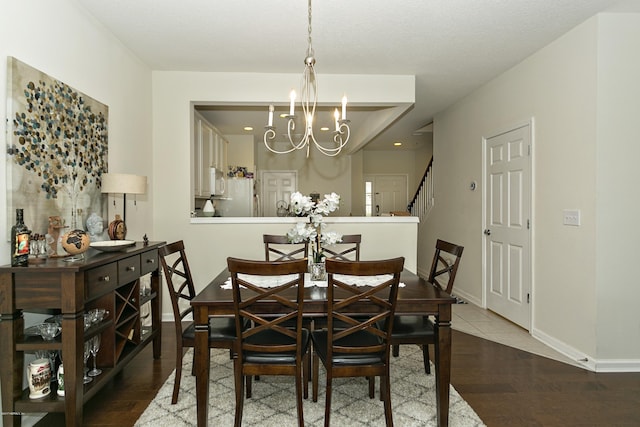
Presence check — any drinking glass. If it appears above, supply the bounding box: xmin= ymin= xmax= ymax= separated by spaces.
xmin=83 ymin=341 xmax=93 ymax=384
xmin=88 ymin=335 xmax=102 ymax=377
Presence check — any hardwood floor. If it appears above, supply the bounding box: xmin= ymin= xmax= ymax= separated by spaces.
xmin=34 ymin=323 xmax=640 ymax=426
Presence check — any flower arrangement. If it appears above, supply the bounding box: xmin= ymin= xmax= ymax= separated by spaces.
xmin=287 ymin=192 xmax=342 ymax=263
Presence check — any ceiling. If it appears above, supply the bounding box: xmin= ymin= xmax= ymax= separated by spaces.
xmin=77 ymin=0 xmax=637 ymax=151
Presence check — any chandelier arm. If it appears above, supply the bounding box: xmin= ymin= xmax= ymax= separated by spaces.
xmin=264 ymin=127 xmax=298 ymax=154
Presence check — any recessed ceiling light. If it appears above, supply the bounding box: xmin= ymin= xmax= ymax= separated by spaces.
xmin=320 ymin=127 xmax=329 ymax=131
xmin=243 ymin=126 xmax=253 ymax=131
xmin=394 ymin=141 xmax=403 ymax=146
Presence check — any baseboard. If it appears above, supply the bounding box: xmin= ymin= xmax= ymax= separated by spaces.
xmin=531 ymin=327 xmax=640 ymax=372
xmin=449 ymin=288 xmax=482 ymax=307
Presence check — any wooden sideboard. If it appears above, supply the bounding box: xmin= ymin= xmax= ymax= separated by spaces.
xmin=0 ymin=241 xmax=164 ymax=426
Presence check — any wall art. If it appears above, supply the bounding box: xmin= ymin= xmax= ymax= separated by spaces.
xmin=6 ymin=57 xmax=109 ymax=241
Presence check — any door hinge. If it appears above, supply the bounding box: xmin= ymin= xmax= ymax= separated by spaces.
xmin=527 ymin=219 xmax=530 ymax=229
xmin=527 ymin=293 xmax=530 ymax=304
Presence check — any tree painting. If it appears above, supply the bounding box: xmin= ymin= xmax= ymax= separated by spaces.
xmin=6 ymin=57 xmax=108 ymax=235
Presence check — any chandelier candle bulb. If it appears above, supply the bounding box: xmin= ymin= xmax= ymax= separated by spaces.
xmin=334 ymin=109 xmax=340 ymax=131
xmin=289 ymin=90 xmax=296 ymax=116
xmin=342 ymin=95 xmax=347 ymax=120
xmin=268 ymin=105 xmax=274 ymax=127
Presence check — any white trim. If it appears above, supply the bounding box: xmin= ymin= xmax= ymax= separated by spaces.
xmin=190 ymin=216 xmax=419 ymax=225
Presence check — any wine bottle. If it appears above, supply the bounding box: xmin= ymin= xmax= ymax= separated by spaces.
xmin=11 ymin=208 xmax=31 ymax=266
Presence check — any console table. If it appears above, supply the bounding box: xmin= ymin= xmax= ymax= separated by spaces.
xmin=0 ymin=241 xmax=164 ymax=426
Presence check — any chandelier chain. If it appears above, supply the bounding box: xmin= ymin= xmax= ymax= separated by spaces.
xmin=307 ymin=0 xmax=313 ymax=58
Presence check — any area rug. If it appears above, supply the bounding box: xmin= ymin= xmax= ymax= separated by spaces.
xmin=135 ymin=345 xmax=485 ymax=426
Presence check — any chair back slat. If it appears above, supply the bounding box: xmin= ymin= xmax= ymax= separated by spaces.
xmin=263 ymin=234 xmax=309 ymax=261
xmin=325 ymin=257 xmax=404 ymax=362
xmin=227 ymin=258 xmax=308 ymax=357
xmin=322 ymin=234 xmax=361 ymax=261
xmin=428 ymin=239 xmax=464 ymax=294
xmin=159 ymin=240 xmax=197 ymax=323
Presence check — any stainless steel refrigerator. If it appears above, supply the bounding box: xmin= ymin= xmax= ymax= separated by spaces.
xmin=215 ymin=177 xmax=256 ymax=217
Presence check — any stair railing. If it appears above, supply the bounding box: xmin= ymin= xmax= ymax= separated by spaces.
xmin=408 ymin=157 xmax=434 ymax=220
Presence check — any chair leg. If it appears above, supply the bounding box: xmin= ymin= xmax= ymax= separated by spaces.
xmin=369 ymin=376 xmax=375 ymax=399
xmin=246 ymin=373 xmax=252 ymax=398
xmin=233 ymin=359 xmax=245 ymax=427
xmin=382 ymin=372 xmax=394 ymax=427
xmin=296 ymin=364 xmax=305 ymax=427
xmin=172 ymin=355 xmax=182 ymax=404
xmin=312 ymin=350 xmax=320 ymax=402
xmin=392 ymin=344 xmax=399 ymax=357
xmin=324 ymin=375 xmax=332 ymax=427
xmin=422 ymin=344 xmax=431 ymax=375
xmin=303 ymin=351 xmax=309 ymax=399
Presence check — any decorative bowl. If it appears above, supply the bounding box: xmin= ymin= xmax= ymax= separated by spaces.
xmin=37 ymin=323 xmax=61 ymax=341
xmin=90 ymin=240 xmax=136 ymax=252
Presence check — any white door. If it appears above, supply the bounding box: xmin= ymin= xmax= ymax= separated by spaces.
xmin=365 ymin=175 xmax=408 ymax=216
xmin=484 ymin=124 xmax=531 ymax=330
xmin=261 ymin=171 xmax=297 ymax=217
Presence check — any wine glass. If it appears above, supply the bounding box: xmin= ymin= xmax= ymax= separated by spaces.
xmin=88 ymin=335 xmax=102 ymax=377
xmin=83 ymin=341 xmax=93 ymax=384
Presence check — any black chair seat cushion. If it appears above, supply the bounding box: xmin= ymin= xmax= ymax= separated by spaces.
xmin=311 ymin=329 xmax=384 ymax=366
xmin=244 ymin=328 xmax=310 ymax=364
xmin=391 ymin=315 xmax=435 ymax=339
xmin=182 ymin=317 xmax=241 ymax=341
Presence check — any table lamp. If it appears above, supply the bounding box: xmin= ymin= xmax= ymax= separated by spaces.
xmin=101 ymin=173 xmax=147 ymax=238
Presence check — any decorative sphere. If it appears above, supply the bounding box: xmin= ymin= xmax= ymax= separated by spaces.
xmin=61 ymin=229 xmax=91 ymax=255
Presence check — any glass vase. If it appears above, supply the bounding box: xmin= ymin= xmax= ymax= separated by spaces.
xmin=309 ymin=262 xmax=326 ymax=281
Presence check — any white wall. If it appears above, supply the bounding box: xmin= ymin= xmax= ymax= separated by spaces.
xmin=0 ymin=1 xmax=154 ymax=252
xmin=425 ymin=13 xmax=640 ymax=369
xmin=595 ymin=14 xmax=640 ymax=366
xmin=152 ymin=71 xmax=416 ymax=315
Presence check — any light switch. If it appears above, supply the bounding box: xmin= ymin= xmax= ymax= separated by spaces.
xmin=563 ymin=209 xmax=580 ymax=226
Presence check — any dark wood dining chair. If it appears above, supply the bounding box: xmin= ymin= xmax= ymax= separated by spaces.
xmin=158 ymin=240 xmax=245 ymax=404
xmin=263 ymin=234 xmax=309 ymax=261
xmin=311 ymin=257 xmax=404 ymax=427
xmin=390 ymin=239 xmax=464 ymax=374
xmin=228 ymin=257 xmax=310 ymax=427
xmin=322 ymin=234 xmax=361 ymax=261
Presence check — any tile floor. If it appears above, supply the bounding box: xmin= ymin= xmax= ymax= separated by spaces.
xmin=451 ymin=303 xmax=580 ymax=367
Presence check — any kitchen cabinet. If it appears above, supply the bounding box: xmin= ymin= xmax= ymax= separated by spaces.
xmin=0 ymin=242 xmax=163 ymax=427
xmin=194 ymin=111 xmax=228 ymax=198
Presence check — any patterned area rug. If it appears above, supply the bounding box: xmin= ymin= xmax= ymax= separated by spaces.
xmin=135 ymin=346 xmax=485 ymax=426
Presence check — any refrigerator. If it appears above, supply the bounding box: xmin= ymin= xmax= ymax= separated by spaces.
xmin=215 ymin=177 xmax=256 ymax=217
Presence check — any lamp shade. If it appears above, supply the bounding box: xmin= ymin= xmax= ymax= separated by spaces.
xmin=101 ymin=173 xmax=146 ymax=195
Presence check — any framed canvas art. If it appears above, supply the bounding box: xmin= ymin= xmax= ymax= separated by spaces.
xmin=5 ymin=57 xmax=109 ymax=241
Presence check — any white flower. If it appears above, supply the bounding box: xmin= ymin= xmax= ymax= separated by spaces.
xmin=286 ymin=221 xmax=316 ymax=243
xmin=287 ymin=192 xmax=342 ymax=262
xmin=289 ymin=191 xmax=313 ymax=216
xmin=320 ymin=230 xmax=342 ymax=246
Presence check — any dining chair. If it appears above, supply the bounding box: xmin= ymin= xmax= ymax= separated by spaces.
xmin=311 ymin=257 xmax=404 ymax=427
xmin=158 ymin=240 xmax=245 ymax=404
xmin=322 ymin=234 xmax=361 ymax=261
xmin=227 ymin=257 xmax=310 ymax=427
xmin=390 ymin=239 xmax=464 ymax=374
xmin=263 ymin=234 xmax=309 ymax=261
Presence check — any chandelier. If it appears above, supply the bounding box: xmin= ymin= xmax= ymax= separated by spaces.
xmin=263 ymin=0 xmax=350 ymax=157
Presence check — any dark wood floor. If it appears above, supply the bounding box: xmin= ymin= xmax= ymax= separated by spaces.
xmin=35 ymin=324 xmax=640 ymax=426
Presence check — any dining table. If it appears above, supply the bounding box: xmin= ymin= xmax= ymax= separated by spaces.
xmin=190 ymin=267 xmax=456 ymax=427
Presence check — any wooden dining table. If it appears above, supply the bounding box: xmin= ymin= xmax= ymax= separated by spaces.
xmin=190 ymin=268 xmax=456 ymax=427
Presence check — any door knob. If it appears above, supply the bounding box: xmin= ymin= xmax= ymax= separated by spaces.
xmin=484 ymin=229 xmax=491 ymax=236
